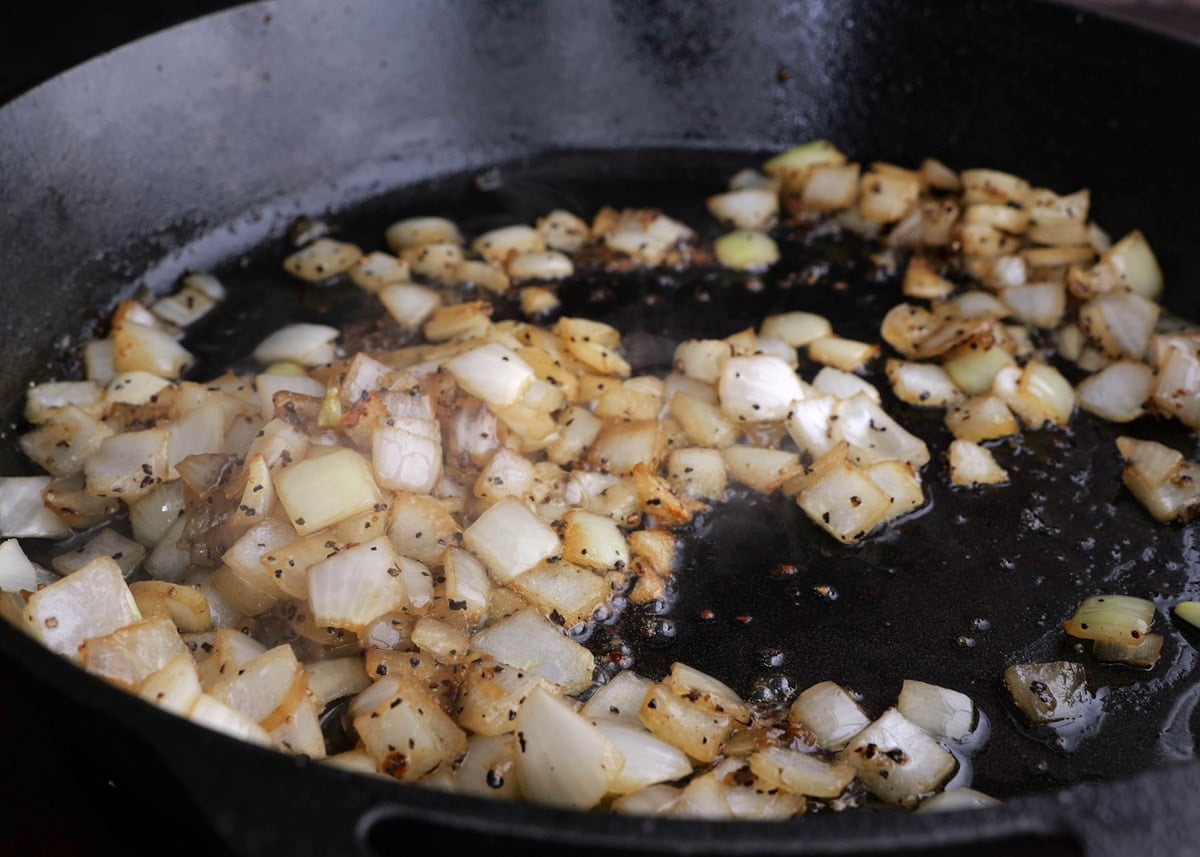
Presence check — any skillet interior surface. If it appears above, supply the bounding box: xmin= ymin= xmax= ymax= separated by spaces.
xmin=2 ymin=1 xmax=1200 ymax=855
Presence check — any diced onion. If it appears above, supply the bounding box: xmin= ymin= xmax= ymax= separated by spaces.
xmin=0 ymin=539 xmax=39 ymax=593
xmin=1061 ymin=594 xmax=1155 ymax=644
xmin=514 ymin=686 xmax=623 ymax=809
xmin=713 ymin=231 xmax=779 ymax=272
xmin=840 ymin=708 xmax=956 ymax=805
xmin=253 ymin=324 xmax=339 ymax=367
xmin=897 ymin=679 xmax=976 ymax=741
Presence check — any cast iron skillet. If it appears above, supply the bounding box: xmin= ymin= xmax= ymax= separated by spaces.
xmin=2 ymin=1 xmax=1200 ymax=854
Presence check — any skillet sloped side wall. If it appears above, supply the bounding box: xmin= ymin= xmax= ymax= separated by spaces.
xmin=1 ymin=0 xmax=1198 ymax=431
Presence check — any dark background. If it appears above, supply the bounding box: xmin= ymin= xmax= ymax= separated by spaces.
xmin=0 ymin=2 xmax=1198 ymax=856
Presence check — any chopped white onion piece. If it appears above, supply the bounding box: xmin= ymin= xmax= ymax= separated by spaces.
xmin=305 ymin=657 xmax=371 ymax=708
xmin=1001 ymin=282 xmax=1065 ymax=329
xmin=129 ymin=480 xmax=186 ymax=547
xmin=944 ymin=346 xmax=1015 ymax=396
xmin=51 ymin=528 xmax=145 ymax=578
xmin=445 ymin=343 xmax=535 ymax=409
xmin=253 ymin=324 xmax=339 ymax=368
xmin=463 ymin=498 xmax=560 ymax=584
xmin=255 ymin=372 xmax=324 ymax=422
xmin=144 ymin=516 xmax=191 ymax=583
xmin=707 ymin=189 xmax=778 ymax=231
xmin=562 ymin=510 xmax=628 ymax=571
xmin=944 ymin=394 xmax=1019 ymax=443
xmin=113 ymin=318 xmax=194 ymax=379
xmin=1077 ymin=360 xmax=1153 ymax=423
xmin=581 ymin=671 xmax=653 ymax=722
xmin=722 ymin=446 xmax=799 ymax=494
xmin=948 ymin=440 xmax=1009 ymax=487
xmin=385 ymin=216 xmax=463 ymax=250
xmin=664 ymin=662 xmax=752 ymax=725
xmin=373 ymin=421 xmax=442 ymax=495
xmin=830 ymin=394 xmax=930 ymax=468
xmin=84 ymin=339 xmax=116 ymax=385
xmin=1103 ymin=230 xmax=1162 ymax=300
xmin=0 ymin=539 xmax=39 ymax=593
xmin=128 ymin=580 xmax=211 ymax=633
xmin=789 ymin=680 xmax=870 ymax=751
xmin=808 ymin=336 xmax=880 ymax=373
xmin=763 ymin=140 xmax=846 ymax=190
xmin=24 ymin=381 xmax=102 ymax=425
xmin=639 ymin=684 xmax=733 ymax=763
xmin=760 ymin=311 xmax=832 ymax=348
xmin=470 ymin=609 xmax=594 ymax=694
xmin=0 ymin=476 xmax=69 ymax=539
xmin=19 ymin=406 xmax=114 ymax=478
xmin=282 ymin=239 xmax=363 ymax=283
xmin=801 ymin=163 xmax=861 ymax=211
xmin=507 ymin=251 xmax=573 ymax=282
xmin=1079 ymin=289 xmax=1159 ymax=360
xmin=1092 ymin=632 xmax=1163 ymax=669
xmin=23 ymin=557 xmax=140 ymax=659
xmin=885 ymin=360 xmax=964 ymax=408
xmin=812 ymin=366 xmax=880 ymax=403
xmin=1176 ymin=601 xmax=1200 ymax=631
xmin=718 ymin=355 xmax=804 ymax=423
xmin=1061 ymin=594 xmax=1155 ymax=644
xmin=514 ymin=686 xmax=623 ymax=809
xmin=273 ymin=448 xmax=382 ymax=536
xmin=103 ymin=369 xmax=171 ymax=405
xmin=916 ymin=788 xmax=1000 ymax=813
xmin=1003 ymin=661 xmax=1091 ymax=726
xmin=592 ymin=718 xmax=693 ymax=794
xmin=604 ymin=211 xmax=693 ymax=265
xmin=307 ymin=537 xmax=405 ymax=631
xmin=190 ymin=693 xmax=271 ymax=746
xmin=536 ymin=209 xmax=590 ymax=253
xmin=138 ymin=652 xmax=203 ymax=716
xmin=379 ymin=283 xmax=442 ymax=330
xmin=667 ymin=773 xmax=735 ymax=819
xmin=714 ymin=230 xmax=779 ymax=272
xmin=840 ymin=708 xmax=956 ymax=806
xmin=1151 ymin=346 xmax=1200 ymax=429
xmin=347 ymin=251 xmax=411 ymax=292
xmin=473 ymin=225 xmax=546 ymax=266
xmin=81 ymin=616 xmax=188 ymax=688
xmin=858 ymin=170 xmax=920 ymax=223
xmin=897 ymin=679 xmax=976 ymax=741
xmin=748 ymin=746 xmax=855 ymax=798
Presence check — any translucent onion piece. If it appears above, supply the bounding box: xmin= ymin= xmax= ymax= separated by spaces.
xmin=1061 ymin=594 xmax=1155 ymax=644
xmin=592 ymin=719 xmax=693 ymax=795
xmin=23 ymin=557 xmax=140 ymax=660
xmin=916 ymin=788 xmax=1001 ymax=813
xmin=514 ymin=686 xmax=623 ymax=809
xmin=897 ymin=679 xmax=977 ymax=741
xmin=714 ymin=231 xmax=779 ymax=272
xmin=1003 ymin=661 xmax=1091 ymax=726
xmin=748 ymin=746 xmax=855 ymax=798
xmin=462 ymin=498 xmax=560 ymax=584
xmin=1077 ymin=360 xmax=1153 ymax=423
xmin=1092 ymin=633 xmax=1163 ymax=669
xmin=840 ymin=708 xmax=956 ymax=805
xmin=0 ymin=539 xmax=38 ymax=593
xmin=789 ymin=681 xmax=870 ymax=751
xmin=470 ymin=609 xmax=594 ymax=694
xmin=273 ymin=448 xmax=382 ymax=536
xmin=718 ymin=355 xmax=805 ymax=423
xmin=253 ymin=323 xmax=339 ymax=367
